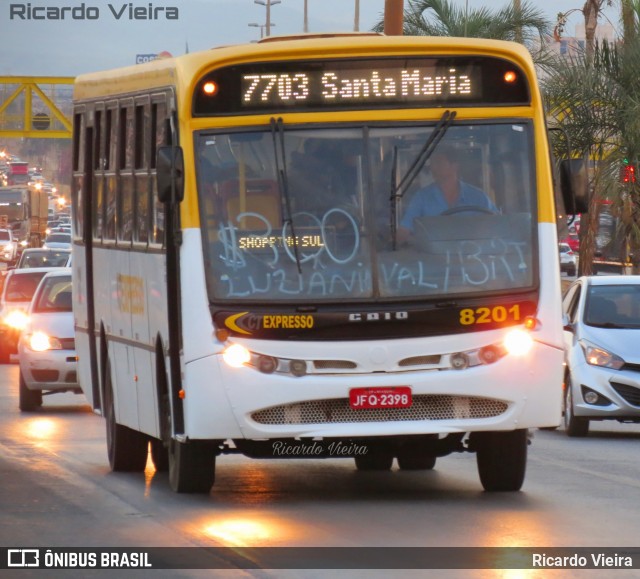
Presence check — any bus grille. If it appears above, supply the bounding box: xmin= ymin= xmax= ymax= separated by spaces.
xmin=251 ymin=395 xmax=508 ymax=425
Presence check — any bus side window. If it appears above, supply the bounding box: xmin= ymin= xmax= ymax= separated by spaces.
xmin=150 ymin=98 xmax=168 ymax=246
xmin=134 ymin=100 xmax=150 ymax=244
xmin=104 ymin=106 xmax=118 ymax=241
xmin=117 ymin=104 xmax=134 ymax=244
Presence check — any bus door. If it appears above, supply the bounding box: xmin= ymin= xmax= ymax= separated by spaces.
xmin=72 ymin=106 xmax=101 ymax=410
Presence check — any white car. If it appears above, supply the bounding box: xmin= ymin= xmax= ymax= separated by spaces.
xmin=0 ymin=267 xmax=58 ymax=363
xmin=559 ymin=242 xmax=577 ymax=276
xmin=42 ymin=232 xmax=72 ymax=250
xmin=15 ymin=248 xmax=71 ymax=269
xmin=18 ymin=269 xmax=81 ymax=411
xmin=562 ymin=275 xmax=640 ymax=436
xmin=0 ymin=228 xmax=18 ymax=263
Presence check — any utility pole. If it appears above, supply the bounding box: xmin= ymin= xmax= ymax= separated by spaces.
xmin=513 ymin=0 xmax=522 ymax=44
xmin=354 ymin=0 xmax=360 ymax=32
xmin=384 ymin=0 xmax=403 ymax=36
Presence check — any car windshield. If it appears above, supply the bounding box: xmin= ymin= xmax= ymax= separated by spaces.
xmin=19 ymin=250 xmax=70 ymax=268
xmin=197 ymin=122 xmax=537 ymax=303
xmin=0 ymin=230 xmax=10 ymax=241
xmin=585 ymin=285 xmax=640 ymax=328
xmin=46 ymin=233 xmax=71 ymax=243
xmin=4 ymin=272 xmax=49 ymax=302
xmin=33 ymin=275 xmax=73 ymax=313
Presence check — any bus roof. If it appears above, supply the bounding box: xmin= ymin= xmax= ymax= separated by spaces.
xmin=73 ymin=34 xmax=536 ymax=102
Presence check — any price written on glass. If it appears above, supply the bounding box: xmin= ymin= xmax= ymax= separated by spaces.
xmin=242 ymin=68 xmax=473 ymax=106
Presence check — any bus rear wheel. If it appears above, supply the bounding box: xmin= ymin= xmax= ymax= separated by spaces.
xmin=397 ymin=453 xmax=436 ymax=470
xmin=354 ymin=450 xmax=393 ymax=471
xmin=396 ymin=440 xmax=437 ymax=470
xmin=475 ymin=429 xmax=528 ymax=492
xmin=168 ymin=439 xmax=217 ymax=493
xmin=104 ymin=364 xmax=148 ymax=472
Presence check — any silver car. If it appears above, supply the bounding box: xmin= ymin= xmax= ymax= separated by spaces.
xmin=559 ymin=242 xmax=577 ymax=276
xmin=18 ymin=269 xmax=81 ymax=411
xmin=562 ymin=275 xmax=640 ymax=436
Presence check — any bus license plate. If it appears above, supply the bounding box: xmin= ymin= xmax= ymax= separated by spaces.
xmin=349 ymin=387 xmax=412 ymax=409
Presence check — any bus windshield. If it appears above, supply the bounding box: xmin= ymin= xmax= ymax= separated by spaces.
xmin=197 ymin=121 xmax=536 ymax=303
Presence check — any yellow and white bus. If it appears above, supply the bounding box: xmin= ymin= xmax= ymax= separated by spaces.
xmin=71 ymin=34 xmax=584 ymax=493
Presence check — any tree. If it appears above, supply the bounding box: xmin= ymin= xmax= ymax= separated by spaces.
xmin=373 ymin=0 xmax=550 ymax=45
xmin=543 ymin=34 xmax=640 ymax=274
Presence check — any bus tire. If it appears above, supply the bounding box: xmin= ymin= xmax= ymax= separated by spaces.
xmin=397 ymin=453 xmax=436 ymax=470
xmin=150 ymin=438 xmax=169 ymax=472
xmin=104 ymin=362 xmax=148 ymax=472
xmin=354 ymin=451 xmax=393 ymax=471
xmin=168 ymin=439 xmax=216 ymax=493
xmin=475 ymin=429 xmax=527 ymax=492
xmin=564 ymin=381 xmax=589 ymax=437
xmin=19 ymin=372 xmax=42 ymax=412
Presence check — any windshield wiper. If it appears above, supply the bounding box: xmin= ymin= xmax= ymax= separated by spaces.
xmin=390 ymin=110 xmax=457 ymax=250
xmin=270 ymin=117 xmax=302 ymax=274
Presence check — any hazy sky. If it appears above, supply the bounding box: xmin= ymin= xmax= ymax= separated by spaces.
xmin=0 ymin=0 xmax=620 ymax=76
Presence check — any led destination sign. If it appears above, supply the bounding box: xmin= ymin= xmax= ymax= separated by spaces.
xmin=193 ymin=57 xmax=529 ymax=115
xmin=241 ymin=67 xmax=472 ymax=106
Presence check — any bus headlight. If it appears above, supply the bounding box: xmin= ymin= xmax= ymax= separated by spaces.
xmin=222 ymin=343 xmax=251 ymax=368
xmin=3 ymin=309 xmax=29 ymax=330
xmin=503 ymin=328 xmax=534 ymax=356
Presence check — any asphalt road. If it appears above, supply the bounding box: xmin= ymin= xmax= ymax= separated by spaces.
xmin=1 ymin=362 xmax=640 ymax=579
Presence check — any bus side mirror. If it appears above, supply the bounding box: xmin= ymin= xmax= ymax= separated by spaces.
xmin=156 ymin=146 xmax=185 ymax=204
xmin=560 ymin=158 xmax=589 ymax=215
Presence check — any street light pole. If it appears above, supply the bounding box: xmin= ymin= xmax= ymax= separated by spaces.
xmin=304 ymin=0 xmax=308 ymax=33
xmin=248 ymin=22 xmax=274 ymax=39
xmin=354 ymin=0 xmax=360 ymax=32
xmin=464 ymin=0 xmax=468 ymax=37
xmin=254 ymin=0 xmax=281 ymax=37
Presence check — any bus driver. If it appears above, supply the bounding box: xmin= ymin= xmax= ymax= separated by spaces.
xmin=397 ymin=144 xmax=498 ymax=244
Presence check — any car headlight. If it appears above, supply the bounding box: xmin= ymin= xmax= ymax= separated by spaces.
xmin=579 ymin=340 xmax=625 ymax=370
xmin=28 ymin=331 xmax=63 ymax=352
xmin=3 ymin=309 xmax=29 ymax=330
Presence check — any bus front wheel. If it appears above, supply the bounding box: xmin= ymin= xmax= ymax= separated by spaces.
xmin=168 ymin=439 xmax=217 ymax=493
xmin=474 ymin=429 xmax=528 ymax=492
